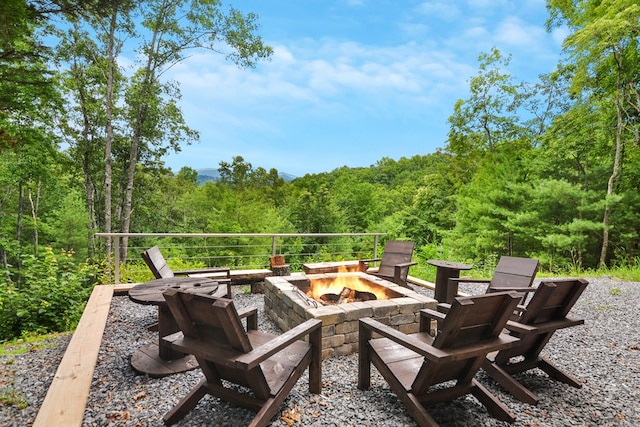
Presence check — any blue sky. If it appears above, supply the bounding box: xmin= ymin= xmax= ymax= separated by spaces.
xmin=161 ymin=0 xmax=567 ymax=177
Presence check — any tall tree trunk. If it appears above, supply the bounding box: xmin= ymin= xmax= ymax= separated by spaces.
xmin=75 ymin=54 xmax=97 ymax=260
xmin=103 ymin=7 xmax=119 ymax=273
xmin=120 ymin=21 xmax=161 ymax=263
xmin=15 ymin=181 xmax=23 ymax=288
xmin=599 ymin=73 xmax=624 ymax=268
xmin=16 ymin=181 xmax=23 ymax=242
xmin=28 ymin=183 xmax=40 ymax=253
xmin=84 ymin=164 xmax=97 ymax=259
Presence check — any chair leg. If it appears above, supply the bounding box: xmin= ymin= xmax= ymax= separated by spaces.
xmin=309 ymin=325 xmax=322 ymax=394
xmin=358 ymin=326 xmax=372 ymax=390
xmin=471 ymin=379 xmax=516 ymax=424
xmin=248 ymin=397 xmax=280 ymax=427
xmin=163 ymin=378 xmax=208 ymax=426
xmin=538 ymin=356 xmax=583 ymax=388
xmin=482 ymin=359 xmax=539 ymax=405
xmin=405 ymin=393 xmax=439 ymax=427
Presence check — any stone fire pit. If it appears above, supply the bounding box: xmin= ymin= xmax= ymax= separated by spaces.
xmin=264 ymin=272 xmax=437 ymax=358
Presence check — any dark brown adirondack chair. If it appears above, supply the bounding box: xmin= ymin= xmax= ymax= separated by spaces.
xmin=448 ymin=256 xmax=539 ymax=299
xmin=359 ymin=240 xmax=417 ymax=288
xmin=141 ymin=246 xmax=232 ymax=297
xmin=482 ymin=278 xmax=588 ymax=405
xmin=358 ymin=291 xmax=522 ymax=427
xmin=161 ymin=289 xmax=322 ymax=427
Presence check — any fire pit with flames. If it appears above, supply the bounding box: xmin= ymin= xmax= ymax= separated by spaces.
xmin=264 ymin=271 xmax=436 ymax=359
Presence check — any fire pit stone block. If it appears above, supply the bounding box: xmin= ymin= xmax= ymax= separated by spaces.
xmin=341 ymin=301 xmax=374 ymax=320
xmin=371 ymin=300 xmax=401 ymax=317
xmin=264 ymin=272 xmax=437 ymax=359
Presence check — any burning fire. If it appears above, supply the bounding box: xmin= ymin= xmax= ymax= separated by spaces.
xmin=305 ymin=272 xmax=389 ymax=302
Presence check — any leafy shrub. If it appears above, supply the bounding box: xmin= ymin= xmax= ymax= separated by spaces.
xmin=0 ymin=247 xmax=98 ymax=341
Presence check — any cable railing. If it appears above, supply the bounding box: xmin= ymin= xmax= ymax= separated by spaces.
xmin=95 ymin=232 xmax=386 ymax=284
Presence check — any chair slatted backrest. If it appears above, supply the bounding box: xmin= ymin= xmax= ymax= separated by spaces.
xmin=376 ymin=240 xmax=415 ymax=282
xmin=488 ymin=256 xmax=539 ymax=291
xmin=163 ymin=289 xmax=271 ymax=399
xmin=433 ymin=292 xmax=520 ymax=349
xmin=141 ymin=246 xmax=175 ymax=279
xmin=165 ymin=290 xmax=253 ymax=352
xmin=518 ymin=279 xmax=588 ymax=325
xmin=412 ymin=292 xmax=520 ymax=390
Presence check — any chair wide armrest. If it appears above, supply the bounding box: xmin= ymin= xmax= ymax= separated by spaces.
xmin=396 ymin=261 xmax=418 ymax=268
xmin=360 ymin=317 xmax=444 ymax=361
xmin=447 ymin=277 xmax=490 ymax=285
xmin=237 ymin=307 xmax=258 ymax=318
xmin=420 ymin=308 xmax=446 ymax=322
xmin=236 ymin=318 xmax=322 ymax=369
xmin=490 ymin=286 xmax=537 ymax=293
xmin=237 ymin=307 xmax=258 ymax=330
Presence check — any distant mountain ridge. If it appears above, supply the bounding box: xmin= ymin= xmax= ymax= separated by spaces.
xmin=196 ymin=168 xmax=296 ymax=184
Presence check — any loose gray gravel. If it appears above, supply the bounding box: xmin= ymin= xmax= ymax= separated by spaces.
xmin=1 ymin=277 xmax=639 ymax=426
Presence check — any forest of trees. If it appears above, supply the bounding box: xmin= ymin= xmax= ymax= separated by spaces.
xmin=1 ymin=1 xmax=640 ymax=339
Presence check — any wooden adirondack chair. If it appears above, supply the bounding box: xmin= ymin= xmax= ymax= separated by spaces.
xmin=482 ymin=278 xmax=588 ymax=405
xmin=447 ymin=256 xmax=539 ymax=299
xmin=359 ymin=240 xmax=417 ymax=288
xmin=358 ymin=291 xmax=522 ymax=427
xmin=161 ymin=289 xmax=322 ymax=427
xmin=141 ymin=246 xmax=232 ymax=297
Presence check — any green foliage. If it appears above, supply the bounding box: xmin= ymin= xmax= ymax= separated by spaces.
xmin=41 ymin=189 xmax=90 ymax=260
xmin=0 ymin=384 xmax=28 ymax=409
xmin=0 ymin=247 xmax=98 ymax=341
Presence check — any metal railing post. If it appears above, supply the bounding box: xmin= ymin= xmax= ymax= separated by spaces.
xmin=113 ymin=236 xmax=120 ymax=285
xmin=272 ymin=235 xmax=277 ymax=256
xmin=373 ymin=234 xmax=380 ymax=258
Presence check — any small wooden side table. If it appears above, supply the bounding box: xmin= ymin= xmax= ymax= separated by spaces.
xmin=427 ymin=260 xmax=473 ymax=304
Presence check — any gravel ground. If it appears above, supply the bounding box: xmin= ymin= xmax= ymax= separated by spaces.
xmin=1 ymin=277 xmax=639 ymax=426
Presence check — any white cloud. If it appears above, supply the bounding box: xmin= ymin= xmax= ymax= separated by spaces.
xmin=271 ymin=45 xmax=295 ymax=64
xmin=153 ymin=0 xmax=563 ymax=174
xmin=494 ymin=17 xmax=546 ymax=48
xmin=415 ymin=1 xmax=461 ymax=21
xmin=166 ymin=36 xmax=472 ymax=116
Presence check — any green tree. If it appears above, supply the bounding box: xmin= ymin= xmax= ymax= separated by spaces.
xmin=42 ymin=189 xmax=90 ymax=260
xmin=54 ymin=1 xmax=273 ymax=263
xmin=547 ymin=0 xmax=640 ymax=267
xmin=116 ymin=0 xmax=271 ymax=261
xmin=447 ymin=49 xmax=522 ymax=163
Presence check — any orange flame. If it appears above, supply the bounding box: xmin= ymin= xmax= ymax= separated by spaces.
xmin=306 ymin=272 xmax=389 ymax=301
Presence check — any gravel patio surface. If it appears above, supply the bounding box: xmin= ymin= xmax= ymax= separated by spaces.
xmin=1 ymin=276 xmax=639 ymax=426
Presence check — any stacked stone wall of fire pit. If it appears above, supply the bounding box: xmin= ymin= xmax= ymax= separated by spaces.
xmin=264 ymin=272 xmax=437 ymax=359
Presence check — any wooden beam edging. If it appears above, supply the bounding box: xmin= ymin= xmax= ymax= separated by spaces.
xmin=33 ymin=285 xmax=114 ymax=427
